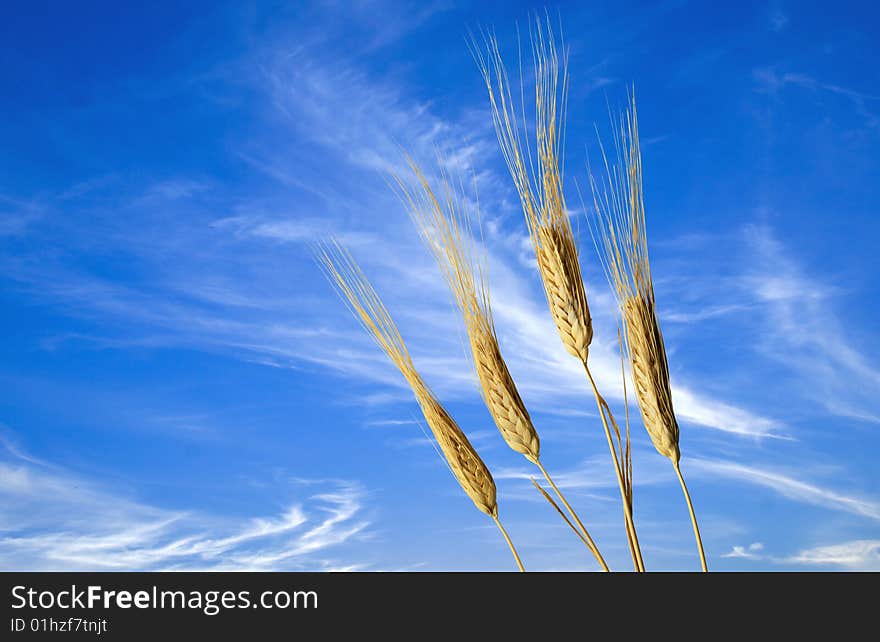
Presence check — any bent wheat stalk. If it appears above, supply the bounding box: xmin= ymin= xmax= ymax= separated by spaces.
xmin=588 ymin=95 xmax=708 ymax=572
xmin=318 ymin=240 xmax=525 ymax=571
xmin=394 ymin=158 xmax=608 ymax=571
xmin=474 ymin=17 xmax=644 ymax=571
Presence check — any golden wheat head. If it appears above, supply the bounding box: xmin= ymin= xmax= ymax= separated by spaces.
xmin=589 ymin=95 xmax=680 ymax=463
xmin=393 ymin=159 xmax=540 ymax=463
xmin=317 ymin=240 xmax=498 ymax=514
xmin=473 ymin=17 xmax=592 ymax=362
xmin=624 ymin=296 xmax=680 ymax=462
xmin=535 ymin=224 xmax=593 ymax=361
xmin=415 ymin=391 xmax=498 ymax=515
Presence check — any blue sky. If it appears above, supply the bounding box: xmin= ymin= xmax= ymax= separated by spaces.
xmin=1 ymin=0 xmax=878 ymax=571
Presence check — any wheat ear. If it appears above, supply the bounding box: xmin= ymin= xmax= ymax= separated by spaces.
xmin=473 ymin=24 xmax=592 ymax=362
xmin=394 ymin=159 xmax=608 ymax=571
xmin=317 ymin=240 xmax=525 ymax=571
xmin=588 ymin=95 xmax=708 ymax=571
xmin=474 ymin=17 xmax=644 ymax=571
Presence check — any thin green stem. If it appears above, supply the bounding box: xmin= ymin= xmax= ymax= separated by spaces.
xmin=673 ymin=460 xmax=708 ymax=572
xmin=535 ymin=461 xmax=609 ymax=572
xmin=493 ymin=515 xmax=525 ymax=572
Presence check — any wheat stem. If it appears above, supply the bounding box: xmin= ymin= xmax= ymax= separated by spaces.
xmin=583 ymin=361 xmax=646 ymax=572
xmin=616 ymin=325 xmax=639 ymax=568
xmin=493 ymin=515 xmax=525 ymax=572
xmin=530 ymin=478 xmax=592 ymax=547
xmin=673 ymin=460 xmax=707 ymax=572
xmin=535 ymin=460 xmax=609 ymax=572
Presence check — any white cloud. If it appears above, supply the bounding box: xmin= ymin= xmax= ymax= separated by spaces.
xmin=743 ymin=225 xmax=880 ymax=424
xmin=752 ymin=68 xmax=878 ymax=129
xmin=259 ymin=47 xmax=495 ymax=180
xmin=691 ymin=457 xmax=880 ymax=522
xmin=0 ymin=194 xmax=43 ymax=236
xmin=722 ymin=541 xmax=764 ymax=559
xmin=671 ymin=386 xmax=786 ymax=438
xmin=0 ymin=444 xmax=371 ymax=571
xmin=662 ymin=303 xmax=750 ymax=324
xmin=136 ymin=179 xmax=211 ymax=203
xmin=784 ymin=539 xmax=880 ymax=569
xmin=495 ymin=452 xmax=672 ymax=495
xmin=722 ymin=539 xmax=880 ymax=570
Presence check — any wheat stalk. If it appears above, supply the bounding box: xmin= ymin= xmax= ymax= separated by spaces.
xmin=393 ymin=158 xmax=608 ymax=571
xmin=474 ymin=16 xmax=644 ymax=571
xmin=588 ymin=94 xmax=708 ymax=572
xmin=317 ymin=240 xmax=525 ymax=571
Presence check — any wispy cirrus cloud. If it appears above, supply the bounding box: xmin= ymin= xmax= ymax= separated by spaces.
xmin=690 ymin=457 xmax=880 ymax=522
xmin=753 ymin=66 xmax=879 ymax=129
xmin=494 ymin=452 xmax=672 ymax=499
xmin=0 ymin=440 xmax=372 ymax=571
xmin=0 ymin=19 xmax=785 ymax=447
xmin=743 ymin=224 xmax=880 ymax=424
xmin=722 ymin=539 xmax=880 ymax=570
xmin=670 ymin=386 xmax=785 ymax=438
xmin=0 ymin=194 xmax=44 ymax=236
xmin=648 ymin=224 xmax=880 ymax=428
xmin=783 ymin=539 xmax=880 ymax=569
xmin=256 ymin=44 xmax=497 ymax=181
